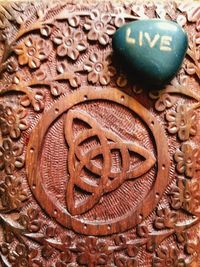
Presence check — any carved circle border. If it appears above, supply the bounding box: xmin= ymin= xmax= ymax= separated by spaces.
xmin=26 ymin=86 xmax=170 ymax=236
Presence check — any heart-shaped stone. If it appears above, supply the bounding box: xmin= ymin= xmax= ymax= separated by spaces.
xmin=112 ymin=19 xmax=188 ymax=85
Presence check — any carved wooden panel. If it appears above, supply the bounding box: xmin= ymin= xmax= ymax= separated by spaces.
xmin=0 ymin=1 xmax=200 ymax=266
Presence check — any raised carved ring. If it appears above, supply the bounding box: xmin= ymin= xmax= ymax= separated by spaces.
xmin=26 ymin=86 xmax=170 ymax=235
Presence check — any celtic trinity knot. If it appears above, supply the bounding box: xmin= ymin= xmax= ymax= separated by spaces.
xmin=64 ymin=110 xmax=156 ymax=215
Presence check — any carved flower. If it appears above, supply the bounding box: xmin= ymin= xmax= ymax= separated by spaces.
xmin=55 ymin=251 xmax=72 ymax=267
xmin=41 ymin=244 xmax=55 ymax=259
xmin=56 ymin=62 xmax=80 ymax=88
xmin=14 ymin=37 xmax=50 ymax=69
xmin=53 ymin=26 xmax=87 ymax=60
xmin=149 ymin=90 xmax=175 ymax=112
xmin=112 ymin=7 xmax=126 ymax=28
xmin=84 ymin=10 xmax=116 ymax=45
xmin=84 ymin=52 xmax=116 ymax=85
xmin=19 ymin=208 xmax=41 ymax=232
xmin=166 ymin=105 xmax=197 ymax=141
xmin=4 ymin=228 xmax=15 ymax=243
xmin=174 ymin=143 xmax=200 ymax=178
xmin=0 ymin=175 xmax=27 ymax=209
xmin=41 ymin=226 xmax=60 ymax=259
xmin=0 ymin=139 xmax=24 ymax=175
xmin=20 ymin=90 xmax=45 ymax=112
xmin=114 ymin=256 xmax=137 ymax=267
xmin=154 ymin=208 xmax=177 ymax=230
xmin=169 ymin=179 xmax=200 ymax=214
xmin=76 ymin=237 xmax=109 ymax=266
xmin=113 ymin=235 xmax=138 ymax=258
xmin=8 ymin=244 xmax=41 ymax=267
xmin=0 ymin=106 xmax=29 ymax=139
xmin=153 ymin=246 xmax=186 ymax=267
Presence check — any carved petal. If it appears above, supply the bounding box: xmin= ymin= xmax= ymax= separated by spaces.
xmin=98 ymin=33 xmax=109 ymax=45
xmin=28 ymin=57 xmax=40 ymax=69
xmin=88 ymin=71 xmax=99 ymax=84
xmin=105 ymin=25 xmax=116 ymax=35
xmin=18 ymin=54 xmax=28 ymax=65
xmin=57 ymin=45 xmax=68 ymax=57
xmin=67 ymin=48 xmax=79 ymax=60
xmin=88 ymin=29 xmax=98 ymax=41
xmin=99 ymin=73 xmax=110 ymax=85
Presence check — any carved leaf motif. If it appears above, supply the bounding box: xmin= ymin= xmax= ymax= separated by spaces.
xmin=64 ymin=110 xmax=156 ymax=215
xmin=0 ymin=2 xmax=26 ymax=28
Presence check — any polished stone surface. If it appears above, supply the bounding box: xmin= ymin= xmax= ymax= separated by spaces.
xmin=112 ymin=19 xmax=188 ymax=85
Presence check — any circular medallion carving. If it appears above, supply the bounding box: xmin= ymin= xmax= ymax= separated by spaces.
xmin=26 ymin=87 xmax=169 ymax=235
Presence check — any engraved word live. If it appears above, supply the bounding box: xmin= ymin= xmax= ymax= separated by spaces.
xmin=112 ymin=19 xmax=188 ymax=85
xmin=126 ymin=28 xmax=172 ymax=51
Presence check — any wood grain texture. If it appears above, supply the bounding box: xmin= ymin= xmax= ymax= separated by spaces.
xmin=0 ymin=1 xmax=200 ymax=266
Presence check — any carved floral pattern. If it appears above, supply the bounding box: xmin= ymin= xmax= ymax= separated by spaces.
xmin=114 ymin=256 xmax=137 ymax=267
xmin=0 ymin=139 xmax=24 ymax=175
xmin=55 ymin=251 xmax=72 ymax=267
xmin=149 ymin=90 xmax=176 ymax=112
xmin=14 ymin=37 xmax=50 ymax=69
xmin=76 ymin=237 xmax=110 ymax=266
xmin=0 ymin=105 xmax=29 ymax=139
xmin=113 ymin=7 xmax=126 ymax=28
xmin=5 ymin=244 xmax=41 ymax=267
xmin=166 ymin=105 xmax=197 ymax=141
xmin=84 ymin=10 xmax=116 ymax=45
xmin=18 ymin=208 xmax=41 ymax=233
xmin=53 ymin=26 xmax=87 ymax=60
xmin=56 ymin=62 xmax=80 ymax=88
xmin=169 ymin=179 xmax=200 ymax=214
xmin=174 ymin=143 xmax=200 ymax=178
xmin=154 ymin=208 xmax=177 ymax=230
xmin=0 ymin=1 xmax=199 ymax=266
xmin=153 ymin=246 xmax=186 ymax=267
xmin=0 ymin=175 xmax=27 ymax=209
xmin=84 ymin=52 xmax=116 ymax=85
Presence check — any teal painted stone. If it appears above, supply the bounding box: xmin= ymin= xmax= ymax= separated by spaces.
xmin=112 ymin=19 xmax=188 ymax=85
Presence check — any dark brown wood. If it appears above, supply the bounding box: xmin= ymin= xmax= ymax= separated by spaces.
xmin=0 ymin=1 xmax=200 ymax=266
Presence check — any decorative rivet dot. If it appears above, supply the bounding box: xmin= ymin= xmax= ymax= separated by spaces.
xmin=139 ymin=214 xmax=143 ymax=220
xmin=32 ymin=184 xmax=36 ymax=190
